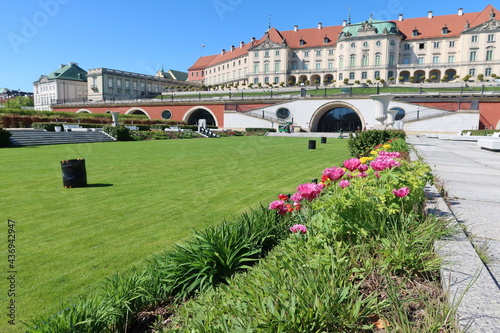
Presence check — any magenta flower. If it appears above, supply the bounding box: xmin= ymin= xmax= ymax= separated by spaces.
xmin=343 ymin=158 xmax=361 ymax=172
xmin=297 ymin=183 xmax=324 ymax=201
xmin=374 ymin=172 xmax=381 ymax=179
xmin=339 ymin=180 xmax=350 ymax=189
xmin=322 ymin=166 xmax=346 ymax=181
xmin=370 ymin=157 xmax=401 ymax=171
xmin=358 ymin=164 xmax=369 ymax=172
xmin=379 ymin=151 xmax=401 ymax=158
xmin=357 ymin=171 xmax=368 ymax=178
xmin=392 ymin=187 xmax=410 ymax=198
xmin=290 ymin=224 xmax=307 ymax=234
xmin=290 ymin=192 xmax=303 ymax=203
xmin=269 ymin=200 xmax=288 ymax=215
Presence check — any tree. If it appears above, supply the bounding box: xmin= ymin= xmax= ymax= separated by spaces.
xmin=398 ymin=76 xmax=404 ymax=83
xmin=343 ymin=78 xmax=349 ymax=85
xmin=463 ymin=74 xmax=471 ymax=82
xmin=477 ymin=74 xmax=484 ymax=82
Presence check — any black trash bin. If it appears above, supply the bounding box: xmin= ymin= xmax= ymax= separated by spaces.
xmin=308 ymin=140 xmax=316 ymax=149
xmin=61 ymin=159 xmax=87 ymax=188
xmin=321 ymin=137 xmax=327 ymax=144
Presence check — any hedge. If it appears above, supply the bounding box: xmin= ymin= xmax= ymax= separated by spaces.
xmin=0 ymin=126 xmax=12 ymax=146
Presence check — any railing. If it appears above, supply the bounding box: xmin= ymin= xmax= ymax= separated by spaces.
xmin=199 ymin=126 xmax=220 ymax=138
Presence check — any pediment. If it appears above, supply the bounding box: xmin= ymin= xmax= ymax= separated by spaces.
xmin=467 ymin=19 xmax=500 ymax=32
xmin=251 ymin=39 xmax=283 ymax=50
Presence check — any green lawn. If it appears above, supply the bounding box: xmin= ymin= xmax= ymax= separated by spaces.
xmin=0 ymin=137 xmax=349 ymax=332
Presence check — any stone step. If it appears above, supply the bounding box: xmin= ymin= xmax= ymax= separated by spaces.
xmin=7 ymin=129 xmax=116 ymax=146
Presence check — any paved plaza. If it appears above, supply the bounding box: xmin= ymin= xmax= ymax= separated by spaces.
xmin=409 ymin=136 xmax=500 ymax=332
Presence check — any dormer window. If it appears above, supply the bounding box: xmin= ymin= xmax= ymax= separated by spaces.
xmin=442 ymin=25 xmax=449 ymax=35
xmin=299 ymin=38 xmax=305 ymax=46
xmin=323 ymin=35 xmax=330 ymax=44
xmin=412 ymin=28 xmax=419 ymax=37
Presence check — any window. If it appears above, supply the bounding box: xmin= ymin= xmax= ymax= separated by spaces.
xmin=449 ymin=41 xmax=455 ymax=47
xmin=389 ymin=54 xmax=394 ymax=65
xmin=488 ymin=34 xmax=495 ymax=42
xmin=291 ymin=62 xmax=298 ymax=70
xmin=264 ymin=62 xmax=269 ymax=73
xmin=254 ymin=64 xmax=259 ymax=73
xmin=300 ymin=38 xmax=305 ymax=46
xmin=328 ymin=49 xmax=334 ymax=55
xmin=362 ymin=55 xmax=368 ymax=66
xmin=125 ymin=80 xmax=130 ymax=89
xmin=274 ymin=77 xmax=279 ymax=83
xmin=349 ymin=72 xmax=355 ymax=80
xmin=375 ymin=53 xmax=381 ymax=66
xmin=486 ymin=68 xmax=492 ymax=76
xmin=404 ymin=44 xmax=410 ymax=50
xmin=363 ymin=42 xmax=368 ymax=47
xmin=161 ymin=110 xmax=172 ymax=120
xmin=433 ymin=56 xmax=439 ymax=63
xmin=276 ymin=108 xmax=290 ymax=119
xmin=374 ymin=71 xmax=380 ymax=79
xmin=418 ymin=57 xmax=424 ymax=64
xmin=486 ymin=50 xmax=493 ymax=61
xmin=390 ymin=40 xmax=395 ymax=46
xmin=117 ymin=79 xmax=121 ymax=88
xmin=448 ymin=55 xmax=455 ymax=63
xmin=388 ymin=71 xmax=394 ymax=78
xmin=350 ymin=55 xmax=356 ymax=67
xmin=362 ymin=71 xmax=367 ymax=79
xmin=108 ymin=78 xmax=113 ymax=88
xmin=316 ymin=50 xmax=321 ymax=56
xmin=339 ymin=56 xmax=344 ymax=68
xmin=264 ymin=77 xmax=269 ymax=84
xmin=469 ymin=68 xmax=475 ymax=76
xmin=315 ymin=62 xmax=321 ymax=70
xmin=328 ymin=61 xmax=333 ymax=69
xmin=92 ymin=77 xmax=97 ymax=87
xmin=471 ymin=35 xmax=478 ymax=43
xmin=303 ymin=51 xmax=309 ymax=57
xmin=402 ymin=56 xmax=410 ymax=64
xmin=433 ymin=41 xmax=440 ymax=48
xmin=254 ymin=78 xmax=259 ymax=84
xmin=340 ymin=44 xmax=344 ymax=49
xmin=442 ymin=27 xmax=449 ymax=34
xmin=275 ymin=62 xmax=280 ymax=73
xmin=323 ymin=37 xmax=330 ymax=44
xmin=418 ymin=43 xmax=425 ymax=49
xmin=470 ymin=51 xmax=477 ymax=61
xmin=304 ymin=61 xmax=309 ymax=70
xmin=254 ymin=52 xmax=259 ymax=57
xmin=264 ymin=51 xmax=270 ymax=58
xmin=275 ymin=50 xmax=280 ymax=56
xmin=339 ymin=73 xmax=343 ymax=80
xmin=351 ymin=42 xmax=356 ymax=48
xmin=412 ymin=29 xmax=419 ymax=37
xmin=376 ymin=40 xmax=381 ymax=46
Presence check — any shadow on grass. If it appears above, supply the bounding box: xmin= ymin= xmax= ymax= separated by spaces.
xmin=86 ymin=183 xmax=114 ymax=188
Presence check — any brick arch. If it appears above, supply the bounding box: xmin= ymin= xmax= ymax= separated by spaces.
xmin=76 ymin=109 xmax=92 ymax=113
xmin=125 ymin=107 xmax=151 ymax=119
xmin=183 ymin=106 xmax=219 ymax=127
xmin=309 ymin=101 xmax=366 ymax=132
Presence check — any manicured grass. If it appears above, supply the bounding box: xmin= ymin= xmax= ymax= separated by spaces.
xmin=0 ymin=137 xmax=349 ymax=332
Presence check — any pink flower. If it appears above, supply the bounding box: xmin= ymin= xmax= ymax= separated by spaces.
xmin=339 ymin=180 xmax=350 ymax=188
xmin=357 ymin=171 xmax=368 ymax=178
xmin=379 ymin=151 xmax=401 ymax=158
xmin=290 ymin=224 xmax=307 ymax=234
xmin=269 ymin=200 xmax=288 ymax=215
xmin=358 ymin=164 xmax=369 ymax=172
xmin=374 ymin=172 xmax=381 ymax=178
xmin=290 ymin=192 xmax=303 ymax=203
xmin=392 ymin=187 xmax=410 ymax=198
xmin=370 ymin=157 xmax=401 ymax=171
xmin=297 ymin=183 xmax=324 ymax=201
xmin=343 ymin=158 xmax=361 ymax=172
xmin=322 ymin=166 xmax=346 ymax=181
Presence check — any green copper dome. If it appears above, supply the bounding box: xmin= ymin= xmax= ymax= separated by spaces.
xmin=339 ymin=18 xmax=398 ymax=38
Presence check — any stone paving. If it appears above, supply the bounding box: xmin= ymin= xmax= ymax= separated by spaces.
xmin=408 ymin=135 xmax=500 ymax=332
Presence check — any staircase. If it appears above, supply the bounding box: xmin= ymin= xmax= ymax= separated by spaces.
xmin=198 ymin=127 xmax=220 ymax=138
xmin=8 ymin=129 xmax=116 ymax=146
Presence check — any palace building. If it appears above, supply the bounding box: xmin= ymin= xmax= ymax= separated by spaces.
xmin=188 ymin=5 xmax=500 ymax=88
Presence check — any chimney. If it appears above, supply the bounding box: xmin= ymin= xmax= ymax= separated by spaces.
xmin=318 ymin=22 xmax=322 ymax=29
xmin=231 ymin=45 xmax=235 ymax=51
xmin=399 ymin=14 xmax=403 ymax=21
xmin=343 ymin=20 xmax=347 ymax=27
xmin=69 ymin=62 xmax=78 ymax=66
xmin=294 ymin=25 xmax=299 ymax=32
xmin=240 ymin=41 xmax=245 ymax=48
xmin=60 ymin=64 xmax=66 ymax=68
xmin=221 ymin=49 xmax=225 ymax=55
xmin=458 ymin=8 xmax=463 ymax=16
xmin=428 ymin=11 xmax=433 ymax=19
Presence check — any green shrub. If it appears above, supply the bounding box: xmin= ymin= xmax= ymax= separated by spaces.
xmin=347 ymin=129 xmax=406 ymax=157
xmin=102 ymin=125 xmax=133 ymax=141
xmin=245 ymin=128 xmax=276 ymax=132
xmin=0 ymin=126 xmax=12 ymax=146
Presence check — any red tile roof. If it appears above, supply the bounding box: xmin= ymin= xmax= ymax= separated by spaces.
xmin=393 ymin=4 xmax=500 ymax=40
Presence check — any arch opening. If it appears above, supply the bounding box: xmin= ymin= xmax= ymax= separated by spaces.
xmin=317 ymin=107 xmax=362 ymax=132
xmin=187 ymin=109 xmax=217 ymax=127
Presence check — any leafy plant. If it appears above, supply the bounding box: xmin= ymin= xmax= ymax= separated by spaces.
xmin=0 ymin=126 xmax=12 ymax=146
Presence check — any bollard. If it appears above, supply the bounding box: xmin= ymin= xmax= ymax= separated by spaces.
xmin=321 ymin=137 xmax=327 ymax=144
xmin=308 ymin=140 xmax=316 ymax=149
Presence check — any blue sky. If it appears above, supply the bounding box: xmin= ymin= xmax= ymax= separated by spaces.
xmin=0 ymin=0 xmax=496 ymax=92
